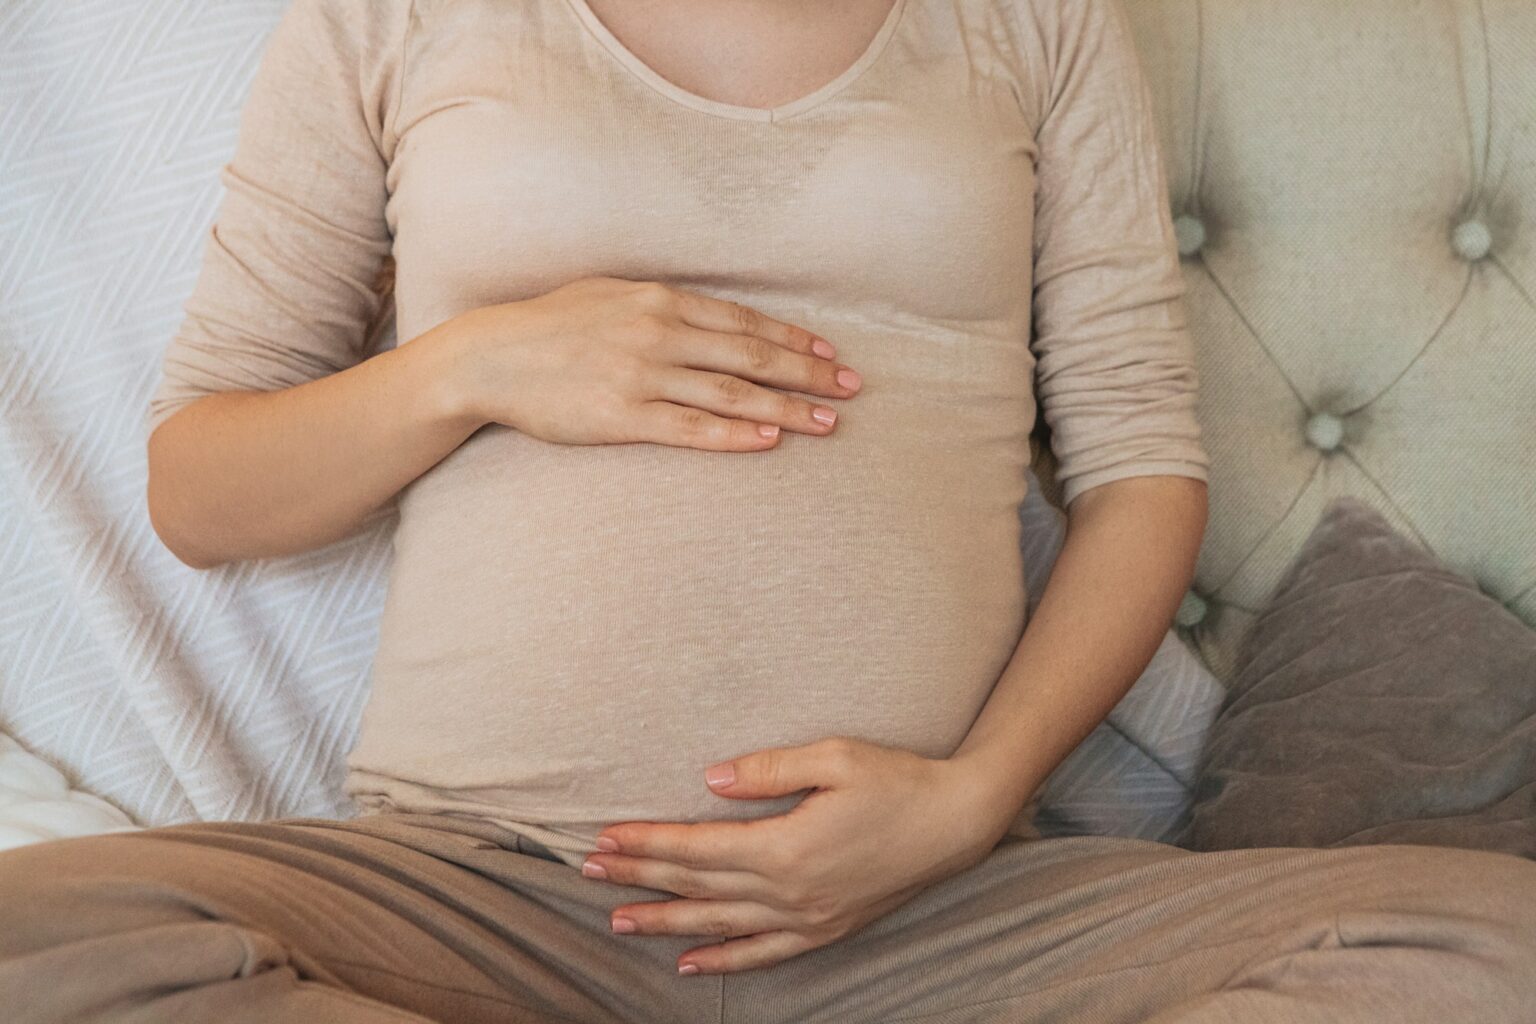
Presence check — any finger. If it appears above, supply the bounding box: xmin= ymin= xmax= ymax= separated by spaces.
xmin=678 ymin=929 xmax=815 ymax=976
xmin=582 ymin=852 xmax=768 ymax=902
xmin=672 ymin=291 xmax=836 ymax=360
xmin=663 ymin=323 xmax=859 ymax=401
xmin=649 ymin=366 xmax=838 ymax=436
xmin=710 ymin=737 xmax=860 ymax=800
xmin=626 ymin=400 xmax=782 ymax=452
xmin=608 ymin=897 xmax=797 ymax=941
xmin=598 ymin=819 xmax=779 ymax=874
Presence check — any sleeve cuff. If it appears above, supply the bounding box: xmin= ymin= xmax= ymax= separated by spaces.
xmin=1059 ymin=461 xmax=1209 ymax=508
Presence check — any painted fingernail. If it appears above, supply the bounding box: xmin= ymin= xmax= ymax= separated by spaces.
xmin=811 ymin=337 xmax=836 ymax=359
xmin=678 ymin=962 xmax=700 ymax=975
xmin=836 ymin=368 xmax=861 ymax=391
xmin=612 ymin=916 xmax=637 ymax=934
xmin=581 ymin=859 xmax=607 ymax=879
xmin=811 ymin=406 xmax=837 ymax=426
xmin=758 ymin=423 xmax=779 ymax=439
xmin=705 ymin=762 xmax=735 ymax=788
xmin=595 ymin=836 xmax=620 ymax=852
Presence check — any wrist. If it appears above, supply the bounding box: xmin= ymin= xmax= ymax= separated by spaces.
xmin=940 ymin=750 xmax=1043 ymax=839
xmin=418 ymin=310 xmax=494 ymax=433
xmin=946 ymin=745 xmax=1049 ymax=824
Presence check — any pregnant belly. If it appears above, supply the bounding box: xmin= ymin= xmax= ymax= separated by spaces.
xmin=345 ymin=327 xmax=1035 ymax=859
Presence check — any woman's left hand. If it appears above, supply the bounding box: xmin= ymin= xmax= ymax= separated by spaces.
xmin=579 ymin=736 xmax=1025 ymax=976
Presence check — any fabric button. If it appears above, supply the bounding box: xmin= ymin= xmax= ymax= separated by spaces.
xmin=1175 ymin=590 xmax=1208 ymax=628
xmin=1451 ymin=219 xmax=1492 ymax=261
xmin=1305 ymin=411 xmax=1344 ymax=451
xmin=1174 ymin=214 xmax=1206 ymax=258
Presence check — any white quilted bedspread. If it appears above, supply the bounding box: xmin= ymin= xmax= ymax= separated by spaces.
xmin=0 ymin=0 xmax=1221 ymax=851
xmin=0 ymin=734 xmax=139 ymax=851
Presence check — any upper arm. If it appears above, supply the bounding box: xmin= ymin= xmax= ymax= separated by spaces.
xmin=145 ymin=0 xmax=413 ymax=440
xmin=1016 ymin=0 xmax=1210 ymax=509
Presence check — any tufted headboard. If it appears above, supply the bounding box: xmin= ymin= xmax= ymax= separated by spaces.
xmin=1031 ymin=0 xmax=1536 ymax=684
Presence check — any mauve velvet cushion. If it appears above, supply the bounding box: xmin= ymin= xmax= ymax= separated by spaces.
xmin=1176 ymin=496 xmax=1536 ymax=860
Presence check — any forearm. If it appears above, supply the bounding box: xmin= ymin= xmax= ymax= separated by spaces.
xmin=949 ymin=474 xmax=1208 ymax=818
xmin=146 ymin=316 xmax=487 ymax=570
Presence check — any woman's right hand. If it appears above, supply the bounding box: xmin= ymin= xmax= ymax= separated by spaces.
xmin=442 ymin=276 xmax=862 ymax=451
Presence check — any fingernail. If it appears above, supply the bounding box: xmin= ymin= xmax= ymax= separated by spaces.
xmin=612 ymin=916 xmax=636 ymax=934
xmin=758 ymin=423 xmax=779 ymax=439
xmin=811 ymin=406 xmax=837 ymax=426
xmin=836 ymin=368 xmax=861 ymax=391
xmin=678 ymin=962 xmax=700 ymax=974
xmin=581 ymin=859 xmax=607 ymax=879
xmin=705 ymin=762 xmax=735 ymax=788
xmin=812 ymin=337 xmax=836 ymax=359
xmin=595 ymin=836 xmax=620 ymax=852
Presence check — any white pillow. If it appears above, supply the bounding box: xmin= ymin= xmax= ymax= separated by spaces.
xmin=0 ymin=733 xmax=141 ymax=850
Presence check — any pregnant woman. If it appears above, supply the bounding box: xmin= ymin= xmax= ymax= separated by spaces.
xmin=4 ymin=0 xmax=1534 ymax=1021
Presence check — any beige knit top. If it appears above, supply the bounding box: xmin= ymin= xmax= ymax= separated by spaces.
xmin=147 ymin=0 xmax=1209 ymax=870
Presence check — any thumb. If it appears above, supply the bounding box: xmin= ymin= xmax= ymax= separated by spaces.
xmin=704 ymin=742 xmax=834 ymax=799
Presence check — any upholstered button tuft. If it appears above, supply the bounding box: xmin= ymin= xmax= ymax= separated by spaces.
xmin=1175 ymin=590 xmax=1208 ymax=628
xmin=1451 ymin=219 xmax=1492 ymax=261
xmin=1174 ymin=214 xmax=1206 ymax=257
xmin=1305 ymin=411 xmax=1344 ymax=451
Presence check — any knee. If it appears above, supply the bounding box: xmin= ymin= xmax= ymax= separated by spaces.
xmin=0 ymin=834 xmax=100 ymax=904
xmin=0 ymin=834 xmax=292 ymax=1024
xmin=0 ymin=836 xmax=104 ymax=932
xmin=1332 ymin=842 xmax=1536 ymax=927
xmin=1328 ymin=844 xmax=1536 ymax=1010
xmin=0 ymin=833 xmax=198 ymax=952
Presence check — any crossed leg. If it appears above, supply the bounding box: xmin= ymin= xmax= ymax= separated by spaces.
xmin=0 ymin=810 xmax=726 ymax=1024
xmin=5 ymin=812 xmax=1535 ymax=1024
xmin=720 ymin=832 xmax=1536 ymax=1023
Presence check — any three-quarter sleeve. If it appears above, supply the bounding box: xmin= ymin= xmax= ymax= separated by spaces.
xmin=1019 ymin=0 xmax=1210 ymax=508
xmin=145 ymin=0 xmax=410 ymax=439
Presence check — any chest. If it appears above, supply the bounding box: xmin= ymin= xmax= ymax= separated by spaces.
xmin=387 ymin=0 xmax=1040 ymax=336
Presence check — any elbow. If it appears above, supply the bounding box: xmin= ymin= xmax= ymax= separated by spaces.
xmin=146 ymin=479 xmax=223 ymax=572
xmin=162 ymin=543 xmax=224 ymax=574
xmin=145 ymin=420 xmax=226 ymax=572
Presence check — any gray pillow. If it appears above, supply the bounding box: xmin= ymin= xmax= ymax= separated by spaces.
xmin=1176 ymin=495 xmax=1536 ymax=859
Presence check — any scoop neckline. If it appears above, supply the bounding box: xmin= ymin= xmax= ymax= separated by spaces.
xmin=561 ymin=0 xmax=910 ymax=123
